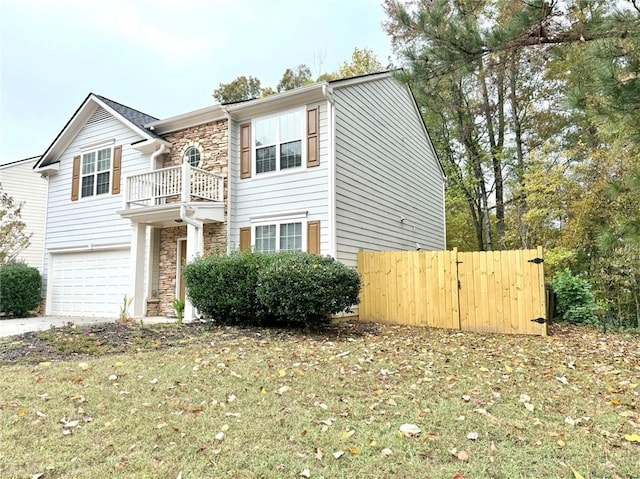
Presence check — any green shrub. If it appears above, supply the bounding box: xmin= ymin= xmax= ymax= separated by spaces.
xmin=255 ymin=252 xmax=361 ymax=326
xmin=183 ymin=251 xmax=361 ymax=327
xmin=551 ymin=269 xmax=598 ymax=325
xmin=0 ymin=263 xmax=41 ymax=317
xmin=183 ymin=251 xmax=268 ymax=325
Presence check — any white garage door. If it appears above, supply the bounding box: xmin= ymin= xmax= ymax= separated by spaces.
xmin=50 ymin=249 xmax=130 ymax=317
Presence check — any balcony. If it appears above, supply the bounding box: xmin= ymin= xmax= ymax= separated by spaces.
xmin=118 ymin=163 xmax=225 ymax=226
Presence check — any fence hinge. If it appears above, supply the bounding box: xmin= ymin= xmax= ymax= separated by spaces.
xmin=528 ymin=257 xmax=544 ymax=264
xmin=530 ymin=317 xmax=546 ymax=324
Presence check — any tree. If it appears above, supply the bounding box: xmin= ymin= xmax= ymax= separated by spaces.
xmin=337 ymin=47 xmax=385 ymax=78
xmin=212 ymin=76 xmax=264 ymax=103
xmin=0 ymin=184 xmax=31 ymax=264
xmin=277 ymin=64 xmax=313 ymax=92
xmin=384 ymin=0 xmax=638 ymax=252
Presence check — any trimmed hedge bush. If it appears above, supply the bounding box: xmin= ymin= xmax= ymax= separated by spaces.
xmin=183 ymin=251 xmax=360 ymax=327
xmin=551 ymin=269 xmax=598 ymax=325
xmin=183 ymin=252 xmax=268 ymax=325
xmin=0 ymin=263 xmax=42 ymax=317
xmin=256 ymin=253 xmax=361 ymax=326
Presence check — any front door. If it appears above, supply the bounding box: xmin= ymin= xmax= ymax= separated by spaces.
xmin=178 ymin=239 xmax=187 ymax=300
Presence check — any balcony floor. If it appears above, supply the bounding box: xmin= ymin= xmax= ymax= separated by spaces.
xmin=117 ymin=201 xmax=224 ymax=227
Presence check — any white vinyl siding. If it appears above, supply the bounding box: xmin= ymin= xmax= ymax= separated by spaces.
xmin=333 ymin=77 xmax=446 ymax=268
xmin=0 ymin=158 xmax=48 ymax=270
xmin=229 ymin=103 xmax=330 ymax=253
xmin=42 ymin=107 xmax=151 ymax=291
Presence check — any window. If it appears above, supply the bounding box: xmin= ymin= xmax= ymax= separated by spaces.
xmin=254 ymin=109 xmax=303 ymax=174
xmin=255 ymin=222 xmax=303 ymax=253
xmin=240 ymin=216 xmax=320 ymax=254
xmin=184 ymin=147 xmax=201 ymax=168
xmin=81 ymin=147 xmax=112 ymax=198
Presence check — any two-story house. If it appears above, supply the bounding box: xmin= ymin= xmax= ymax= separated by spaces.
xmin=34 ymin=72 xmax=446 ymax=321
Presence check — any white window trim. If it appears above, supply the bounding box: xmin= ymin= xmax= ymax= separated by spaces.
xmin=79 ymin=145 xmax=114 ymax=200
xmin=251 ymin=107 xmax=307 ymax=178
xmin=251 ymin=215 xmax=308 ymax=253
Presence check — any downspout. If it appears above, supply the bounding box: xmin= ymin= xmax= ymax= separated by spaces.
xmin=150 ymin=143 xmax=167 ymax=170
xmin=180 ymin=162 xmax=203 ymax=323
xmin=322 ymin=84 xmax=337 ymax=259
xmin=221 ymin=106 xmax=232 ymax=254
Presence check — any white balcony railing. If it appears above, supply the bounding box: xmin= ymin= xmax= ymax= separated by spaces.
xmin=124 ymin=162 xmax=224 ymax=208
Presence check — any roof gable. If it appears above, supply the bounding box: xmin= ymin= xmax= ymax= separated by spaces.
xmin=35 ymin=94 xmax=160 ymax=170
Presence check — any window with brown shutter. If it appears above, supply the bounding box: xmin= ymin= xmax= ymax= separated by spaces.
xmin=307 ymin=107 xmax=319 ymax=167
xmin=307 ymin=220 xmax=320 ymax=255
xmin=112 ymin=145 xmax=122 ymax=194
xmin=71 ymin=155 xmax=81 ymax=201
xmin=239 ymin=227 xmax=251 ymax=251
xmin=240 ymin=123 xmax=251 ymax=179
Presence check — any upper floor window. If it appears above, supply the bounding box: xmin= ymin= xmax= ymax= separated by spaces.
xmin=254 ymin=109 xmax=304 ymax=174
xmin=184 ymin=147 xmax=201 ymax=168
xmin=81 ymin=147 xmax=112 ymax=198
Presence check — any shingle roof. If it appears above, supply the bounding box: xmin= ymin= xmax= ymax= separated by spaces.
xmin=93 ymin=94 xmax=164 ymax=140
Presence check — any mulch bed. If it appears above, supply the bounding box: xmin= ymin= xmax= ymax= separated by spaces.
xmin=0 ymin=320 xmax=382 ymax=365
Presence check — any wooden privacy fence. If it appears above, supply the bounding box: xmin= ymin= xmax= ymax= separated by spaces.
xmin=357 ymin=247 xmax=547 ymax=336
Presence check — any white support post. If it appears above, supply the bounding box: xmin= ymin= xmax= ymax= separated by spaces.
xmin=181 ymin=161 xmax=190 ymax=203
xmin=183 ymin=222 xmax=203 ymax=322
xmin=130 ymin=223 xmax=147 ymax=317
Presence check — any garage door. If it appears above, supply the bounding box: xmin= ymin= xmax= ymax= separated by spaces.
xmin=49 ymin=249 xmax=130 ymax=317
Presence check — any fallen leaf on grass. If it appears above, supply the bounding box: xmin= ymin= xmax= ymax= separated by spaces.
xmin=341 ymin=430 xmax=355 ymax=440
xmin=381 ymin=448 xmax=393 ymax=456
xmin=525 ymin=403 xmax=535 ymax=412
xmin=555 ymin=376 xmax=569 ymax=385
xmin=457 ymin=450 xmax=470 ymax=462
xmin=278 ymin=385 xmax=291 ymax=395
xmin=623 ymin=434 xmax=640 ymax=443
xmin=300 ymin=469 xmax=311 ymax=477
xmin=315 ymin=448 xmax=323 ymax=460
xmin=333 ymin=450 xmax=345 ymax=459
xmin=346 ymin=447 xmax=361 ymax=456
xmin=467 ymin=432 xmax=479 ymax=440
xmin=569 ymin=464 xmax=586 ymax=479
xmin=453 ymin=473 xmax=467 ymax=479
xmin=399 ymin=423 xmax=421 ymax=436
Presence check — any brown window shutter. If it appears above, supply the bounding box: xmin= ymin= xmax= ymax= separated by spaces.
xmin=240 ymin=123 xmax=251 ymax=179
xmin=307 ymin=107 xmax=319 ymax=167
xmin=112 ymin=145 xmax=122 ymax=194
xmin=239 ymin=227 xmax=251 ymax=252
xmin=307 ymin=220 xmax=320 ymax=255
xmin=71 ymin=155 xmax=81 ymax=201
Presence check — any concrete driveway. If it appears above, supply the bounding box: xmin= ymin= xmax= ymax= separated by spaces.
xmin=0 ymin=316 xmax=175 ymax=338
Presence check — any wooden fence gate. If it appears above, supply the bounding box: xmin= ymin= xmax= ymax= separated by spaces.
xmin=357 ymin=247 xmax=547 ymax=336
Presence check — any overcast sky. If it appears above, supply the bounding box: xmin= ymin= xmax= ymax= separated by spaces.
xmin=0 ymin=0 xmax=394 ymax=164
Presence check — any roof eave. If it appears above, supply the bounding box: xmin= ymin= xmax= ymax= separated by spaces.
xmin=35 ymin=94 xmax=157 ymax=169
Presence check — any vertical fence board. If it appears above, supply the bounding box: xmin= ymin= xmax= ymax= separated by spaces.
xmin=357 ymin=249 xmax=545 ymax=336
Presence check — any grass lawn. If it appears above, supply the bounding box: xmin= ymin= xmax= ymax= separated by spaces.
xmin=0 ymin=320 xmax=638 ymax=479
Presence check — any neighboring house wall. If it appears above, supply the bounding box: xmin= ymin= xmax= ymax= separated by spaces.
xmin=0 ymin=157 xmax=47 ymax=270
xmin=43 ymin=106 xmax=151 ymax=290
xmin=228 ymin=102 xmax=330 ymax=253
xmin=333 ymin=77 xmax=446 ymax=268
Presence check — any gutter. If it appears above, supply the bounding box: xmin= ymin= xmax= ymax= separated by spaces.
xmin=323 ymin=84 xmax=338 ymax=259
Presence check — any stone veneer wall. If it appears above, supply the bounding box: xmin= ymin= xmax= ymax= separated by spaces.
xmin=155 ymin=118 xmax=230 ymax=317
xmin=157 ymin=223 xmax=227 ymax=317
xmin=162 ymin=118 xmax=228 ymax=177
